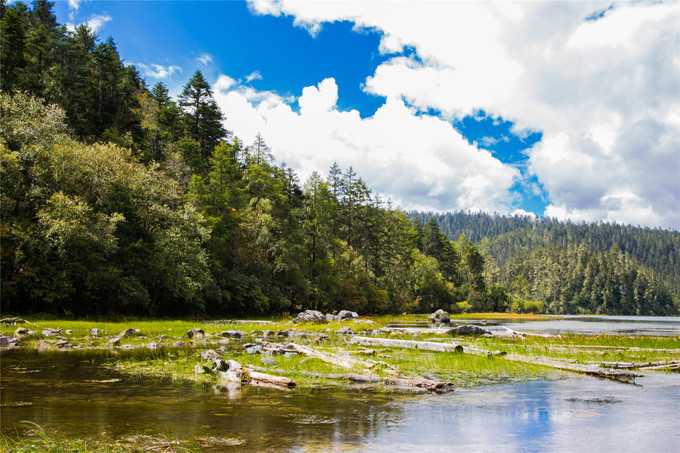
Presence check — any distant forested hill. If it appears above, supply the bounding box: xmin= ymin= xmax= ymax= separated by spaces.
xmin=410 ymin=211 xmax=680 ymax=300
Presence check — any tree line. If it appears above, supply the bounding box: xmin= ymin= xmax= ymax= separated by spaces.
xmin=1 ymin=0 xmax=677 ymax=317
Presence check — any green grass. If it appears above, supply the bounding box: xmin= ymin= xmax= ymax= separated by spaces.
xmin=3 ymin=315 xmax=679 ymax=392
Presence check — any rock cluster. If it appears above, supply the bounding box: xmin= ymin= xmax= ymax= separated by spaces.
xmin=293 ymin=309 xmax=361 ymax=323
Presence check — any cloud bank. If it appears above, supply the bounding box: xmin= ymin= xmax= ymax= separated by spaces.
xmin=236 ymin=1 xmax=679 ymax=228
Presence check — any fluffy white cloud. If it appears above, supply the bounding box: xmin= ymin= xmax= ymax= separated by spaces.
xmin=215 ymin=77 xmax=520 ymax=213
xmin=66 ymin=13 xmax=112 ymax=33
xmin=136 ymin=63 xmax=182 ymax=79
xmin=247 ymin=0 xmax=680 ymax=228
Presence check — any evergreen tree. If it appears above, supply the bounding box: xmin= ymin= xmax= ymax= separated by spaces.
xmin=178 ymin=70 xmax=228 ymax=166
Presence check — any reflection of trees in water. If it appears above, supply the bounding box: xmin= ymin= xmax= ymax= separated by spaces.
xmin=3 ymin=350 xmax=407 ymax=452
xmin=210 ymin=385 xmax=407 ymax=450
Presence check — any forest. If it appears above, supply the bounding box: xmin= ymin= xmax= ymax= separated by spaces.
xmin=1 ymin=0 xmax=678 ymax=317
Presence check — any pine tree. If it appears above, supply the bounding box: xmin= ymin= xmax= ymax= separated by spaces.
xmin=178 ymin=70 xmax=228 ymax=166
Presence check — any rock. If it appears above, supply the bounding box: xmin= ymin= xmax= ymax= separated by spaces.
xmin=172 ymin=341 xmax=186 ymax=348
xmin=245 ymin=345 xmax=262 ymax=354
xmin=186 ymin=328 xmax=205 ymax=339
xmin=336 ymin=310 xmax=359 ymax=321
xmin=353 ymin=319 xmax=377 ymax=325
xmin=0 ymin=317 xmax=28 ymax=325
xmin=108 ymin=337 xmax=121 ymax=346
xmin=428 ymin=309 xmax=451 ymax=323
xmin=212 ymin=359 xmax=229 ymax=372
xmin=42 ymin=328 xmax=63 ymax=337
xmin=201 ymin=349 xmax=221 ymax=361
xmin=221 ymin=330 xmax=246 ymax=339
xmin=119 ymin=328 xmax=140 ymax=337
xmin=455 ymin=325 xmax=492 ymax=335
xmin=89 ymin=328 xmax=99 ymax=337
xmin=262 ymin=330 xmax=274 ymax=338
xmin=146 ymin=342 xmax=159 ymax=350
xmin=65 ymin=330 xmax=73 ymax=335
xmin=157 ymin=334 xmax=169 ymax=341
xmin=336 ymin=327 xmax=353 ymax=335
xmin=55 ymin=340 xmax=69 ymax=348
xmin=0 ymin=336 xmax=20 ymax=347
xmin=121 ymin=344 xmax=139 ymax=350
xmin=292 ymin=310 xmax=326 ymax=324
xmin=326 ymin=313 xmax=335 ymax=322
xmin=14 ymin=327 xmax=30 ymax=337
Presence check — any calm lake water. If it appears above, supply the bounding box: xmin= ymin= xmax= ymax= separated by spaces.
xmin=487 ymin=315 xmax=680 ymax=336
xmin=2 ymin=316 xmax=679 ymax=452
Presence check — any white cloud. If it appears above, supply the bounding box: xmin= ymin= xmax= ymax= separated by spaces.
xmin=68 ymin=0 xmax=83 ymax=11
xmin=66 ymin=13 xmax=112 ymax=33
xmin=84 ymin=13 xmax=112 ymax=33
xmin=245 ymin=71 xmax=263 ymax=83
xmin=196 ymin=53 xmax=214 ymax=65
xmin=136 ymin=63 xmax=182 ymax=79
xmin=246 ymin=0 xmax=680 ymax=228
xmin=215 ymin=77 xmax=520 ymax=214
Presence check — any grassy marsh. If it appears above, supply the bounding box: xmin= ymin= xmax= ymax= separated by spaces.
xmin=2 ymin=315 xmax=679 ymax=391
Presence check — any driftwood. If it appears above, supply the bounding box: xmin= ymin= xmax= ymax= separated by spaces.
xmin=351 ymin=336 xmax=463 ymax=353
xmin=504 ymin=353 xmax=642 ymax=382
xmin=245 ymin=368 xmax=296 ymax=388
xmin=350 ymin=336 xmax=506 ymax=357
xmin=288 ymin=342 xmax=453 ymax=393
xmin=380 ymin=327 xmax=455 ymax=335
xmin=599 ymin=360 xmax=680 ymax=369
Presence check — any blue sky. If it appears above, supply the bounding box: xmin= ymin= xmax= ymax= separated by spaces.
xmin=53 ymin=1 xmax=679 ymax=229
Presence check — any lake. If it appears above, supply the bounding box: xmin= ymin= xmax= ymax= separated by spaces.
xmin=2 ymin=316 xmax=679 ymax=451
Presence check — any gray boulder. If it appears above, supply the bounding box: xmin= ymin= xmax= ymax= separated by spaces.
xmin=89 ymin=328 xmax=99 ymax=337
xmin=292 ymin=310 xmax=326 ymax=323
xmin=455 ymin=325 xmax=492 ymax=335
xmin=336 ymin=310 xmax=359 ymax=321
xmin=428 ymin=309 xmax=451 ymax=323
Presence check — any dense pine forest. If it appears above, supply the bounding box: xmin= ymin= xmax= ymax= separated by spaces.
xmin=1 ymin=1 xmax=678 ymax=317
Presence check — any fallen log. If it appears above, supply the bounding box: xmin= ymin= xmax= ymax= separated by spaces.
xmin=504 ymin=353 xmax=642 ymax=382
xmin=381 ymin=327 xmax=455 ymax=335
xmin=244 ymin=367 xmax=296 ymax=388
xmin=350 ymin=336 xmax=463 ymax=353
xmin=288 ymin=343 xmax=453 ymax=392
xmin=351 ymin=335 xmax=506 ymax=357
xmin=599 ymin=360 xmax=680 ymax=369
xmin=637 ymin=363 xmax=680 ymax=371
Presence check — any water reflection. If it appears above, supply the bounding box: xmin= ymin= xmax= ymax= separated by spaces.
xmin=2 ymin=350 xmax=679 ymax=452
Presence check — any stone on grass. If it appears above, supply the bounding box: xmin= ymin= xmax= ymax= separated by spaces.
xmin=89 ymin=328 xmax=99 ymax=336
xmin=14 ymin=327 xmax=30 ymax=337
xmin=119 ymin=328 xmax=140 ymax=337
xmin=455 ymin=325 xmax=492 ymax=335
xmin=336 ymin=310 xmax=359 ymax=321
xmin=201 ymin=349 xmax=221 ymax=361
xmin=42 ymin=328 xmax=63 ymax=337
xmin=171 ymin=341 xmax=185 ymax=348
xmin=186 ymin=328 xmax=205 ymax=339
xmin=292 ymin=310 xmax=326 ymax=324
xmin=146 ymin=342 xmax=159 ymax=350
